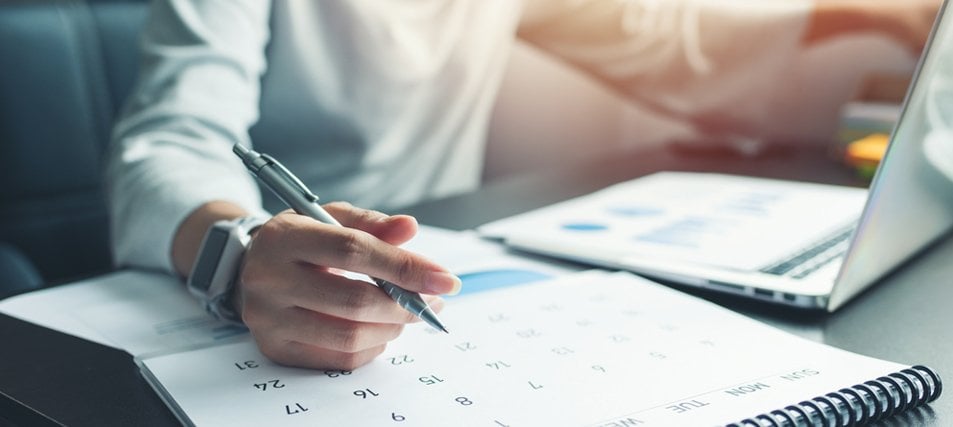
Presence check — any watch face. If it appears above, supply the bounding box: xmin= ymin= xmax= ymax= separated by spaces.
xmin=190 ymin=228 xmax=229 ymax=292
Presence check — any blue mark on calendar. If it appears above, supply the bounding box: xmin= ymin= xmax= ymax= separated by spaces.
xmin=452 ymin=269 xmax=553 ymax=297
xmin=605 ymin=205 xmax=664 ymax=217
xmin=561 ymin=222 xmax=609 ymax=232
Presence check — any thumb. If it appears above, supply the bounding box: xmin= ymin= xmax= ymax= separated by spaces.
xmin=322 ymin=201 xmax=418 ymax=245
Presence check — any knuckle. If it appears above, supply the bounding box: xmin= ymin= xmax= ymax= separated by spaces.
xmin=333 ymin=323 xmax=364 ymax=352
xmin=387 ymin=324 xmax=405 ymax=341
xmin=333 ymin=352 xmax=365 ymax=371
xmin=323 ymin=201 xmax=353 ymax=215
xmin=366 ymin=345 xmax=387 ymax=364
xmin=266 ymin=214 xmax=306 ymax=244
xmin=356 ymin=209 xmax=376 ymax=224
xmin=392 ymin=254 xmax=420 ymax=285
xmin=323 ymin=201 xmax=356 ymax=221
xmin=335 ymin=346 xmax=385 ymax=371
xmin=400 ymin=309 xmax=420 ymax=324
xmin=341 ymin=286 xmax=374 ymax=318
xmin=358 ymin=208 xmax=386 ymax=224
xmin=333 ymin=232 xmax=367 ymax=268
xmin=249 ymin=218 xmax=283 ymax=249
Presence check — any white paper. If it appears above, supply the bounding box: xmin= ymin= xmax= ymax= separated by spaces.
xmin=139 ymin=271 xmax=906 ymax=426
xmin=0 ymin=226 xmax=569 ymax=356
xmin=0 ymin=271 xmax=243 ymax=356
xmin=480 ymin=172 xmax=867 ymax=272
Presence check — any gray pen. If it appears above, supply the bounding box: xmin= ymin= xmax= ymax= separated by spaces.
xmin=232 ymin=143 xmax=449 ymax=333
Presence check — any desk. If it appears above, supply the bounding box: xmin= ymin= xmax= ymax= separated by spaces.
xmin=1 ymin=146 xmax=950 ymax=426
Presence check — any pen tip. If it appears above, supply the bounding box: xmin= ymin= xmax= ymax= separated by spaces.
xmin=420 ymin=307 xmax=449 ymax=334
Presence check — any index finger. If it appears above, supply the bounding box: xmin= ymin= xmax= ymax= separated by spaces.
xmin=284 ymin=216 xmax=461 ymax=295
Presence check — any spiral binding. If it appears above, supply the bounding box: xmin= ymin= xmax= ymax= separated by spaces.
xmin=725 ymin=365 xmax=942 ymax=427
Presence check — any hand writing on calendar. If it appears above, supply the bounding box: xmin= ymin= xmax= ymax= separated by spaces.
xmin=237 ymin=203 xmax=460 ymax=370
xmin=175 ymin=201 xmax=460 ymax=370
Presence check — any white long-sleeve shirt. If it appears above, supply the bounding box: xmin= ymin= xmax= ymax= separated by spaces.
xmin=107 ymin=0 xmax=810 ymax=273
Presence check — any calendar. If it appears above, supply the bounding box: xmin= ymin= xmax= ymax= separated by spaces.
xmin=137 ymin=270 xmax=914 ymax=426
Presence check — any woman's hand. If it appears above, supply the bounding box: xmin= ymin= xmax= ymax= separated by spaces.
xmin=234 ymin=202 xmax=460 ymax=370
xmin=806 ymin=0 xmax=941 ymax=53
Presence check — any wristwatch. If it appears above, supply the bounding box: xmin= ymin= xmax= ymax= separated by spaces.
xmin=187 ymin=216 xmax=269 ymax=323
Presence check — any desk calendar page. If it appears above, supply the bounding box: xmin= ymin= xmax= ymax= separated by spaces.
xmin=138 ymin=270 xmax=906 ymax=426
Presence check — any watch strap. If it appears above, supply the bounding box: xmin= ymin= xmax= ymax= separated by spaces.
xmin=188 ymin=215 xmax=269 ymax=324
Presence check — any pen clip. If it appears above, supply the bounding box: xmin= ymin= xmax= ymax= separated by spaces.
xmin=260 ymin=153 xmax=320 ymax=203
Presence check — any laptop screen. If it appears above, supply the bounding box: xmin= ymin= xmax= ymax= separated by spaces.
xmin=830 ymin=0 xmax=953 ymax=310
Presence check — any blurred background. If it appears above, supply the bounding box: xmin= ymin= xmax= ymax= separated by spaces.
xmin=485 ymin=31 xmax=916 ymax=181
xmin=0 ymin=0 xmax=921 ymax=295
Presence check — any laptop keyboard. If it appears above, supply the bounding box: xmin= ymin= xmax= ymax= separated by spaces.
xmin=759 ymin=224 xmax=856 ymax=279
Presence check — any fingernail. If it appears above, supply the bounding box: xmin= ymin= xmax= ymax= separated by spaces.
xmin=447 ymin=275 xmax=462 ymax=296
xmin=424 ymin=272 xmax=463 ymax=295
xmin=383 ymin=214 xmax=415 ymax=225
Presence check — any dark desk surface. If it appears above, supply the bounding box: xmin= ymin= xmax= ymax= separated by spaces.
xmin=2 ymin=146 xmax=950 ymax=426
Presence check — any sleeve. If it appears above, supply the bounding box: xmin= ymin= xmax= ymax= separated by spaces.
xmin=518 ymin=0 xmax=813 ymax=139
xmin=106 ymin=0 xmax=273 ymax=273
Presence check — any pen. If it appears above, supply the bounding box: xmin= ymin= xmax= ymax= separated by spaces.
xmin=232 ymin=143 xmax=450 ymax=333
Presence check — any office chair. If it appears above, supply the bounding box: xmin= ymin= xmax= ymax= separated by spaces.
xmin=0 ymin=0 xmax=148 ymax=297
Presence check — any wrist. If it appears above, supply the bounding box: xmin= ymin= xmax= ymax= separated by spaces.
xmin=173 ymin=201 xmax=252 ymax=278
xmin=187 ymin=215 xmax=269 ymax=324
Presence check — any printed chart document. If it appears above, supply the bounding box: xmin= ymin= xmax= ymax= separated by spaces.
xmin=479 ymin=172 xmax=867 ymax=272
xmin=137 ymin=271 xmax=940 ymax=426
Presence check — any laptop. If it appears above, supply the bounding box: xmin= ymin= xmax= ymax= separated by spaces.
xmin=480 ymin=0 xmax=953 ymax=312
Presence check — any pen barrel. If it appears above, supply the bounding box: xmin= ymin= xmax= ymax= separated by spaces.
xmin=375 ymin=278 xmax=427 ymax=316
xmin=238 ymin=150 xmax=445 ymax=331
xmin=256 ymin=165 xmax=341 ymax=225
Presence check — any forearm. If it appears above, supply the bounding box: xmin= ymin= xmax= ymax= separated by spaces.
xmin=172 ymin=201 xmax=252 ymax=278
xmin=518 ymin=0 xmax=810 ymax=129
xmin=804 ymin=0 xmax=939 ymax=52
xmin=106 ymin=0 xmax=273 ymax=273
